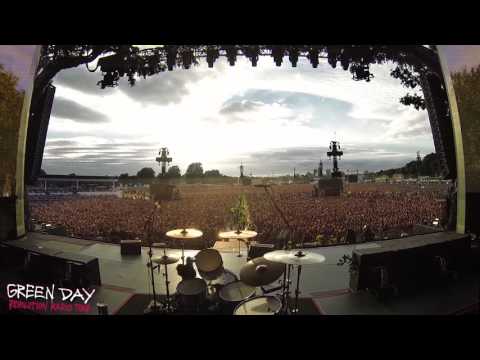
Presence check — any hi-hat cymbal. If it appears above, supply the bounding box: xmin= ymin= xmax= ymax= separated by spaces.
xmin=218 ymin=230 xmax=258 ymax=240
xmin=264 ymin=250 xmax=326 ymax=265
xmin=240 ymin=257 xmax=285 ymax=287
xmin=152 ymin=255 xmax=180 ymax=265
xmin=166 ymin=228 xmax=203 ymax=239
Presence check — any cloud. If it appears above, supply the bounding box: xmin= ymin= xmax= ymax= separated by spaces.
xmin=54 ymin=62 xmax=219 ymax=106
xmin=51 ymin=97 xmax=110 ymax=123
xmin=219 ymin=100 xmax=264 ymax=115
xmin=45 ymin=139 xmax=78 ymax=147
xmin=118 ymin=69 xmax=217 ymax=105
xmin=53 ymin=66 xmax=106 ymax=95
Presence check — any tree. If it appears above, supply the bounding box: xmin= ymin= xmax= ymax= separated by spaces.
xmin=165 ymin=165 xmax=181 ymax=178
xmin=451 ymin=65 xmax=480 ymax=177
xmin=119 ymin=173 xmax=129 ymax=179
xmin=137 ymin=167 xmax=155 ymax=178
xmin=0 ymin=64 xmax=24 ymax=196
xmin=230 ymin=194 xmax=251 ymax=232
xmin=204 ymin=169 xmax=222 ymax=177
xmin=185 ymin=163 xmax=203 ymax=178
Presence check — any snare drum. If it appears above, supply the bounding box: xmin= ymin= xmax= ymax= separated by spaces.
xmin=176 ymin=278 xmax=207 ymax=312
xmin=219 ymin=280 xmax=256 ymax=314
xmin=233 ymin=296 xmax=282 ymax=315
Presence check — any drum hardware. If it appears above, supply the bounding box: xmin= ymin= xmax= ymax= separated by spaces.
xmin=264 ymin=250 xmax=326 ymax=315
xmin=145 ymin=243 xmax=179 ymax=314
xmin=218 ymin=230 xmax=257 ymax=258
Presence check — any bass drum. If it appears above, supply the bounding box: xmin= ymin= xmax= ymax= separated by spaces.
xmin=219 ymin=280 xmax=256 ymax=314
xmin=233 ymin=296 xmax=282 ymax=315
xmin=176 ymin=278 xmax=207 ymax=313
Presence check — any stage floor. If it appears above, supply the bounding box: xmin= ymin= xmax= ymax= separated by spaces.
xmin=20 ymin=232 xmax=352 ymax=296
xmin=3 ymin=232 xmax=478 ymax=315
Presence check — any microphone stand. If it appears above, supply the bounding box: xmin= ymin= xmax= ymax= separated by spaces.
xmin=144 ymin=203 xmax=160 ymax=314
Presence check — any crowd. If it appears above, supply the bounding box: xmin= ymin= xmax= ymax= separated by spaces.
xmin=29 ymin=183 xmax=448 ymax=247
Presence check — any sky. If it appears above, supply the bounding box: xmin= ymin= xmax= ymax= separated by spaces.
xmin=0 ymin=45 xmax=38 ymax=91
xmin=42 ymin=50 xmax=435 ymax=177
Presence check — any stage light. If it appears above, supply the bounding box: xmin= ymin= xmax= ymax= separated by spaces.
xmin=97 ymin=71 xmax=120 ymax=89
xmin=206 ymin=46 xmax=219 ymax=68
xmin=351 ymin=63 xmax=374 ymax=82
xmin=271 ymin=46 xmax=284 ymax=66
xmin=340 ymin=54 xmax=349 ymax=71
xmin=166 ymin=45 xmax=178 ymax=71
xmin=127 ymin=72 xmax=136 ymax=86
xmin=181 ymin=48 xmax=194 ymax=69
xmin=327 ymin=46 xmax=340 ymax=68
xmin=307 ymin=48 xmax=319 ymax=68
xmin=224 ymin=46 xmax=237 ymax=66
xmin=243 ymin=46 xmax=260 ymax=67
xmin=288 ymin=48 xmax=299 ymax=67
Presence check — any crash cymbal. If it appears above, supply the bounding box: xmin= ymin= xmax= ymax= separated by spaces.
xmin=264 ymin=250 xmax=326 ymax=266
xmin=166 ymin=228 xmax=203 ymax=239
xmin=218 ymin=230 xmax=258 ymax=240
xmin=151 ymin=255 xmax=180 ymax=265
xmin=240 ymin=257 xmax=285 ymax=287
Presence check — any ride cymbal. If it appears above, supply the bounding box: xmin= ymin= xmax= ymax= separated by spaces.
xmin=264 ymin=250 xmax=326 ymax=265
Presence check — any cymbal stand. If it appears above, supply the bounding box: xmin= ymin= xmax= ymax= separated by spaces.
xmin=291 ymin=251 xmax=306 ymax=314
xmin=180 ymin=228 xmax=187 ymax=265
xmin=160 ymin=247 xmax=174 ymax=312
xmin=145 ymin=243 xmax=160 ymax=314
xmin=292 ymin=264 xmax=302 ymax=314
xmin=279 ymin=263 xmax=293 ymax=315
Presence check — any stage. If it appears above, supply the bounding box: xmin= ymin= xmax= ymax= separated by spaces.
xmin=1 ymin=232 xmax=478 ymax=315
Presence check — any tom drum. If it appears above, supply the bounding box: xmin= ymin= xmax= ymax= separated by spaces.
xmin=233 ymin=296 xmax=282 ymax=315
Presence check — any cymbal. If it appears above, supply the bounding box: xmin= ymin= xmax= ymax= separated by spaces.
xmin=151 ymin=255 xmax=180 ymax=265
xmin=264 ymin=250 xmax=326 ymax=266
xmin=166 ymin=228 xmax=203 ymax=239
xmin=240 ymin=257 xmax=285 ymax=287
xmin=218 ymin=230 xmax=258 ymax=240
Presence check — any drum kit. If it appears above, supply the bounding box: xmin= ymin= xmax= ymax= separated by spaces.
xmin=145 ymin=227 xmax=326 ymax=315
xmin=218 ymin=230 xmax=258 ymax=257
xmin=166 ymin=228 xmax=203 ymax=265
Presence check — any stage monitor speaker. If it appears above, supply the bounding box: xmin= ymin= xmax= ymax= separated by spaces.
xmin=25 ymin=84 xmax=56 ymax=185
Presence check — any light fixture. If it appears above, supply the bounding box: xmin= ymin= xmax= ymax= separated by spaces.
xmin=166 ymin=45 xmax=178 ymax=71
xmin=307 ymin=48 xmax=319 ymax=68
xmin=181 ymin=48 xmax=194 ymax=69
xmin=288 ymin=47 xmax=299 ymax=67
xmin=224 ymin=46 xmax=237 ymax=66
xmin=206 ymin=46 xmax=219 ymax=68
xmin=271 ymin=46 xmax=284 ymax=66
xmin=243 ymin=46 xmax=260 ymax=67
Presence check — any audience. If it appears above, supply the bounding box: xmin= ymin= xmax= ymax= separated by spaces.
xmin=30 ymin=183 xmax=447 ymax=247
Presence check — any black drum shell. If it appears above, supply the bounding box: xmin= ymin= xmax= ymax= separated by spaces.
xmin=176 ymin=278 xmax=207 ymax=312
